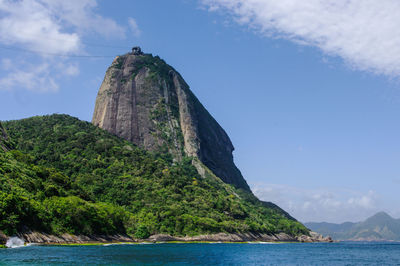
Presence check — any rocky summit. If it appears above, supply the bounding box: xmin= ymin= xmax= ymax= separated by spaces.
xmin=93 ymin=47 xmax=250 ymax=191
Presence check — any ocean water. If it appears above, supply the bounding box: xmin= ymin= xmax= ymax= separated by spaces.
xmin=1 ymin=242 xmax=399 ymax=265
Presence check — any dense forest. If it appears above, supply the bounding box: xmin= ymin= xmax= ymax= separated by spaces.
xmin=0 ymin=114 xmax=308 ymax=238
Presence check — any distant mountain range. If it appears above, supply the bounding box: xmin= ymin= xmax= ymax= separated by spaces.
xmin=305 ymin=212 xmax=400 ymax=241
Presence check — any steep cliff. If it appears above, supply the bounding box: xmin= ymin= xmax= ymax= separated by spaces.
xmin=92 ymin=48 xmax=250 ymax=191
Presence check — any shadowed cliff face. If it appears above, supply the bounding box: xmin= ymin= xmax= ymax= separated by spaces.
xmin=92 ymin=50 xmax=250 ymax=191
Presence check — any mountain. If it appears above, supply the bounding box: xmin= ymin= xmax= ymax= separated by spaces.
xmin=304 ymin=221 xmax=356 ymax=240
xmin=305 ymin=212 xmax=400 ymax=241
xmin=0 ymin=48 xmax=320 ymax=242
xmin=92 ymin=47 xmax=249 ymax=191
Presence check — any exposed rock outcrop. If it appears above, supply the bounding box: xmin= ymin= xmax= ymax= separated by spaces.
xmin=148 ymin=232 xmax=333 ymax=243
xmin=297 ymin=232 xmax=333 ymax=243
xmin=92 ymin=48 xmax=250 ymax=191
xmin=14 ymin=231 xmax=332 ymax=244
xmin=0 ymin=231 xmax=7 ymax=245
xmin=18 ymin=231 xmax=133 ymax=244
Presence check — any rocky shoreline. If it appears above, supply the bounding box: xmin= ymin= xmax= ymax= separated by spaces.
xmin=147 ymin=232 xmax=333 ymax=243
xmin=0 ymin=231 xmax=333 ymax=246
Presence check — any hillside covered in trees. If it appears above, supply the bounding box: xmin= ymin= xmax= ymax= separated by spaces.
xmin=0 ymin=115 xmax=308 ymax=239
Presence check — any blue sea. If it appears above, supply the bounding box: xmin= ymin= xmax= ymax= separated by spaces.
xmin=1 ymin=242 xmax=400 ymax=265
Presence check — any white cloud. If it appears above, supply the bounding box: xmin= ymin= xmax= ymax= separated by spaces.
xmin=201 ymin=0 xmax=400 ymax=77
xmin=0 ymin=61 xmax=58 ymax=92
xmin=0 ymin=0 xmax=126 ymax=54
xmin=128 ymin=17 xmax=141 ymax=37
xmin=63 ymin=63 xmax=80 ymax=77
xmin=39 ymin=0 xmax=126 ymax=39
xmin=0 ymin=0 xmax=80 ymax=54
xmin=0 ymin=58 xmax=83 ymax=92
xmin=0 ymin=0 xmax=128 ymax=92
xmin=251 ymin=183 xmax=381 ymax=223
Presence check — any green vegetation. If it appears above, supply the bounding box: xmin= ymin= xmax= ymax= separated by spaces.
xmin=134 ymin=55 xmax=171 ymax=78
xmin=150 ymin=98 xmax=185 ymax=159
xmin=0 ymin=114 xmax=308 ymax=238
xmin=0 ymin=122 xmax=14 ymax=151
xmin=114 ymin=57 xmax=124 ymax=69
xmin=134 ymin=225 xmax=150 ymax=239
xmin=129 ymin=54 xmax=175 ymax=87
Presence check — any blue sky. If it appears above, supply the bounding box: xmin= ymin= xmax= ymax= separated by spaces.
xmin=1 ymin=0 xmax=400 ymax=223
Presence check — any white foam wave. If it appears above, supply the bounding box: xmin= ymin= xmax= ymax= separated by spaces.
xmin=247 ymin=242 xmax=279 ymax=244
xmin=5 ymin=237 xmax=25 ymax=248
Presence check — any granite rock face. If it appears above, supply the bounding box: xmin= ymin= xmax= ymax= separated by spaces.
xmin=15 ymin=231 xmax=332 ymax=244
xmin=92 ymin=49 xmax=250 ymax=191
xmin=147 ymin=232 xmax=333 ymax=242
xmin=17 ymin=231 xmax=133 ymax=244
xmin=0 ymin=231 xmax=7 ymax=245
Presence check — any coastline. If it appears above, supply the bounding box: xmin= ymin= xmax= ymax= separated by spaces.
xmin=0 ymin=231 xmax=333 ymax=247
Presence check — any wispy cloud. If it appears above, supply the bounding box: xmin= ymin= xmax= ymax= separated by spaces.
xmin=128 ymin=17 xmax=141 ymax=37
xmin=0 ymin=58 xmax=79 ymax=92
xmin=0 ymin=61 xmax=58 ymax=92
xmin=201 ymin=0 xmax=400 ymax=77
xmin=39 ymin=0 xmax=126 ymax=39
xmin=251 ymin=183 xmax=382 ymax=223
xmin=0 ymin=0 xmax=129 ymax=92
